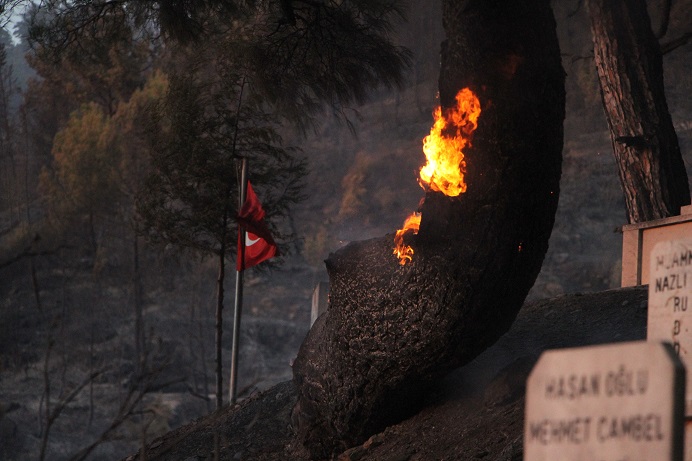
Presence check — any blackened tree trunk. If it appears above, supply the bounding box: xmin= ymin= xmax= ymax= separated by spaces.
xmin=291 ymin=0 xmax=565 ymax=458
xmin=132 ymin=228 xmax=145 ymax=375
xmin=587 ymin=0 xmax=690 ymax=223
xmin=215 ymin=236 xmax=226 ymax=410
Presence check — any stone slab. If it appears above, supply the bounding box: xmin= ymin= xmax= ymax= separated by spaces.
xmin=647 ymin=238 xmax=692 ymax=415
xmin=310 ymin=281 xmax=329 ymax=326
xmin=524 ymin=341 xmax=685 ymax=461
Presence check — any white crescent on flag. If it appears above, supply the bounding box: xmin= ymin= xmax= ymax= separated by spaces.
xmin=237 ymin=181 xmax=277 ymax=271
xmin=246 ymin=233 xmax=261 ymax=246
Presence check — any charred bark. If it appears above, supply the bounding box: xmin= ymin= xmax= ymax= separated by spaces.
xmin=291 ymin=0 xmax=565 ymax=458
xmin=587 ymin=0 xmax=690 ymax=223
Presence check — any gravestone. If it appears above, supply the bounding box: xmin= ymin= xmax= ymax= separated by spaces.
xmin=648 ymin=238 xmax=692 ymax=412
xmin=622 ymin=205 xmax=692 ymax=286
xmin=524 ymin=341 xmax=685 ymax=461
xmin=646 ymin=238 xmax=692 ymax=460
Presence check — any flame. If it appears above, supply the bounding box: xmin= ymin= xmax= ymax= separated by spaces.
xmin=419 ymin=87 xmax=481 ymax=196
xmin=393 ymin=88 xmax=481 ymax=265
xmin=393 ymin=212 xmax=421 ymax=265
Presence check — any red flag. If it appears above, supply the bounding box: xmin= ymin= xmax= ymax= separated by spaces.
xmin=236 ymin=182 xmax=277 ymax=271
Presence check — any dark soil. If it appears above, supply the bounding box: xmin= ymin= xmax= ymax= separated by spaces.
xmin=125 ymin=286 xmax=648 ymax=461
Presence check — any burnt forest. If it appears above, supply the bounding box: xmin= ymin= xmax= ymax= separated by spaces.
xmin=0 ymin=0 xmax=691 ymax=460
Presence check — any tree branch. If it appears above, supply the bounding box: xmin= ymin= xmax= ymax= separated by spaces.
xmin=0 ymin=242 xmax=73 ymax=269
xmin=660 ymin=31 xmax=692 ymax=55
xmin=68 ymin=364 xmax=174 ymax=461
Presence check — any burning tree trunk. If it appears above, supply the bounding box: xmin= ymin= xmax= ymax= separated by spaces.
xmin=586 ymin=0 xmax=690 ymax=223
xmin=292 ymin=0 xmax=565 ymax=458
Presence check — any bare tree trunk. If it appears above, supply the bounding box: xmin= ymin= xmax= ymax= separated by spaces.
xmin=29 ymin=255 xmax=42 ymax=311
xmin=88 ymin=210 xmax=98 ymax=259
xmin=0 ymin=43 xmax=19 ymax=222
xmin=186 ymin=279 xmax=213 ymax=412
xmin=199 ymin=299 xmax=212 ymax=413
xmin=215 ymin=242 xmax=226 ymax=410
xmin=587 ymin=0 xmax=690 ymax=223
xmin=291 ymin=0 xmax=565 ymax=458
xmin=89 ymin=326 xmax=95 ymax=428
xmin=39 ymin=337 xmax=54 ymax=461
xmin=132 ymin=226 xmax=145 ymax=373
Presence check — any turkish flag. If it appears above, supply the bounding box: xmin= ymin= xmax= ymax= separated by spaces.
xmin=236 ymin=182 xmax=278 ymax=271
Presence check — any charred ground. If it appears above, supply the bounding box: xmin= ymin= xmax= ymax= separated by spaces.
xmin=126 ymin=286 xmax=648 ymax=461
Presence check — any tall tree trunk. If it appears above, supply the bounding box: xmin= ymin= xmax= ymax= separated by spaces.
xmin=88 ymin=210 xmax=98 ymax=259
xmin=132 ymin=227 xmax=145 ymax=374
xmin=291 ymin=0 xmax=565 ymax=458
xmin=215 ymin=242 xmax=226 ymax=410
xmin=587 ymin=0 xmax=690 ymax=223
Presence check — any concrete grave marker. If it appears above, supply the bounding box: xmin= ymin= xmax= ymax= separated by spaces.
xmin=310 ymin=281 xmax=329 ymax=327
xmin=621 ymin=205 xmax=692 ymax=286
xmin=648 ymin=238 xmax=692 ymax=413
xmin=524 ymin=341 xmax=685 ymax=461
xmin=646 ymin=238 xmax=692 ymax=460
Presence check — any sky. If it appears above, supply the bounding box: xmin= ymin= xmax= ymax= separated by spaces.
xmin=4 ymin=3 xmax=28 ymax=44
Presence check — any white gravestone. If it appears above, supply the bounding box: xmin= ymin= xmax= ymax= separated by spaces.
xmin=524 ymin=341 xmax=685 ymax=461
xmin=646 ymin=238 xmax=692 ymax=461
xmin=648 ymin=238 xmax=692 ymax=414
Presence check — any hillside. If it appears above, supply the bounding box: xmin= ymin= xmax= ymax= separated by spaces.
xmin=124 ymin=286 xmax=648 ymax=461
xmin=1 ymin=1 xmax=691 ymax=459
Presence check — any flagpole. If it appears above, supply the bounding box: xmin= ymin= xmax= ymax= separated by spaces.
xmin=230 ymin=157 xmax=248 ymax=405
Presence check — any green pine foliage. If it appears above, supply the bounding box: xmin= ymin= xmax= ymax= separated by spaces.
xmin=136 ymin=65 xmax=307 ymax=262
xmin=24 ymin=0 xmax=411 ymax=129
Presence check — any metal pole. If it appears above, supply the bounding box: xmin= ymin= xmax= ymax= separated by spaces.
xmin=230 ymin=157 xmax=248 ymax=404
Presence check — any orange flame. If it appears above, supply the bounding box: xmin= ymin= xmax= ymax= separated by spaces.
xmin=393 ymin=212 xmax=421 ymax=265
xmin=393 ymin=88 xmax=481 ymax=265
xmin=419 ymin=87 xmax=481 ymax=196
